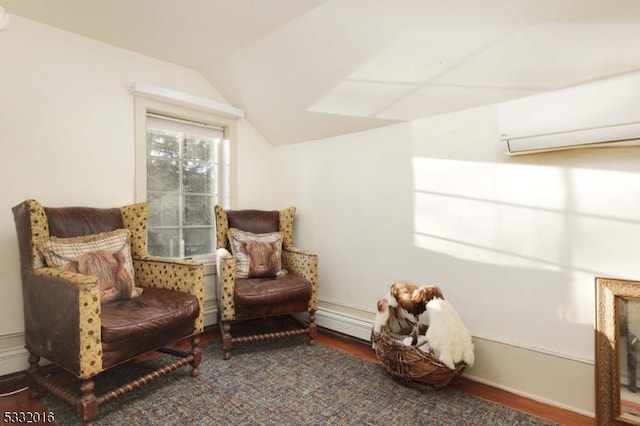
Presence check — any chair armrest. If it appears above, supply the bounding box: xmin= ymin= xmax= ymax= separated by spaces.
xmin=133 ymin=256 xmax=205 ymax=333
xmin=282 ymin=247 xmax=319 ymax=311
xmin=215 ymin=248 xmax=237 ymax=321
xmin=25 ymin=268 xmax=103 ymax=379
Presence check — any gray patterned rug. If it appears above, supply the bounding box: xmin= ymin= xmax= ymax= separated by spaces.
xmin=45 ymin=336 xmax=557 ymax=425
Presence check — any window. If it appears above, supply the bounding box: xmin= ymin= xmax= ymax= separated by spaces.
xmin=145 ymin=115 xmax=229 ymax=258
xmin=133 ymin=85 xmax=240 ymax=262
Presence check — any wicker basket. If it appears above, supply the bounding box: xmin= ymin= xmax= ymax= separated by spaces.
xmin=371 ymin=326 xmax=466 ymax=389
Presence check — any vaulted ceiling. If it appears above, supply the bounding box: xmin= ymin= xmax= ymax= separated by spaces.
xmin=5 ymin=0 xmax=640 ymax=145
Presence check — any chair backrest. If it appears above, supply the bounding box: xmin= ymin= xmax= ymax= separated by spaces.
xmin=12 ymin=199 xmax=149 ymax=272
xmin=45 ymin=206 xmax=124 ymax=238
xmin=214 ymin=205 xmax=296 ymax=251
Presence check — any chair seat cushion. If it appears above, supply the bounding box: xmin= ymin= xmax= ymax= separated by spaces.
xmin=234 ymin=273 xmax=312 ymax=319
xmin=100 ymin=287 xmax=199 ymax=367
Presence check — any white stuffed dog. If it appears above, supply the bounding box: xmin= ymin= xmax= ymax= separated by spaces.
xmin=372 ymin=291 xmax=415 ymax=349
xmin=373 ymin=292 xmax=397 ymax=336
xmin=424 ymin=297 xmax=475 ymax=370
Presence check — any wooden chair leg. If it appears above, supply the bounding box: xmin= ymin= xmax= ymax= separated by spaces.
xmin=190 ymin=335 xmax=201 ymax=377
xmin=77 ymin=378 xmax=98 ymax=424
xmin=26 ymin=352 xmax=41 ymax=399
xmin=221 ymin=321 xmax=232 ymax=360
xmin=309 ymin=310 xmax=318 ymax=346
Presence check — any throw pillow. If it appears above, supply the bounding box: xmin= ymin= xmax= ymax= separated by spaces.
xmin=39 ymin=229 xmax=140 ymax=304
xmin=227 ymin=228 xmax=286 ymax=278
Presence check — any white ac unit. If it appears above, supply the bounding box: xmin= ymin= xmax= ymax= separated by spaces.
xmin=498 ymin=73 xmax=640 ymax=155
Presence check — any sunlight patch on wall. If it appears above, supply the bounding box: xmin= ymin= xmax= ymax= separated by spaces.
xmin=413 ymin=157 xmax=567 ymax=209
xmin=413 ymin=157 xmax=640 ymax=275
xmin=569 ymin=168 xmax=640 ymax=222
xmin=414 ymin=233 xmax=560 ymax=271
xmin=414 ymin=190 xmax=567 ymax=268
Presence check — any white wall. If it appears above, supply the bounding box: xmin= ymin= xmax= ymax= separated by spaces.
xmin=0 ymin=16 xmax=274 ymax=339
xmin=274 ymin=103 xmax=640 ymax=414
xmin=235 ymin=119 xmax=276 ymax=209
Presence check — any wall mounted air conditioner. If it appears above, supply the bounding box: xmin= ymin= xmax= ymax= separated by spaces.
xmin=498 ymin=72 xmax=640 ymax=155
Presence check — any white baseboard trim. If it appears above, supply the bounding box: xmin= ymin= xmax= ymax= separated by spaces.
xmin=0 ymin=346 xmax=30 ymax=377
xmin=203 ymin=305 xmax=218 ymax=328
xmin=463 ymin=373 xmax=595 ymax=418
xmin=314 ymin=307 xmax=372 ymax=342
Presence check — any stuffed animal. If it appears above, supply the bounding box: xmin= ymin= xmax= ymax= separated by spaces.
xmin=391 ymin=280 xmax=443 ymax=318
xmin=423 ymin=297 xmax=475 ymax=370
xmin=373 ymin=281 xmax=442 ymax=348
xmin=402 ymin=334 xmax=430 ymax=351
xmin=373 ymin=292 xmax=397 ymax=336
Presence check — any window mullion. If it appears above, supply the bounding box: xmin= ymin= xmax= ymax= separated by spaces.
xmin=214 ymin=138 xmax=220 ymax=207
xmin=179 ymin=133 xmax=185 ymax=258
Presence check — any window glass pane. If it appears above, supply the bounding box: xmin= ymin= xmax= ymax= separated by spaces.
xmin=144 ymin=114 xmax=228 ymax=258
xmin=184 ymin=137 xmax=212 ymax=161
xmin=148 ymin=228 xmax=180 ymax=257
xmin=183 ymin=161 xmax=212 ymax=193
xmin=147 ymin=131 xmax=180 ymax=158
xmin=148 ymin=193 xmax=179 ymax=226
xmin=184 ymin=228 xmax=213 ymax=257
xmin=184 ymin=195 xmax=212 ymax=226
xmin=147 ymin=158 xmax=180 ymax=192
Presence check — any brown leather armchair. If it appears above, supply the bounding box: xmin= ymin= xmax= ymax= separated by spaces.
xmin=12 ymin=199 xmax=205 ymax=424
xmin=214 ymin=206 xmax=318 ymax=359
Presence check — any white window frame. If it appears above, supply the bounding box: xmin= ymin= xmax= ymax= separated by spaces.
xmin=133 ymin=86 xmax=240 ymax=270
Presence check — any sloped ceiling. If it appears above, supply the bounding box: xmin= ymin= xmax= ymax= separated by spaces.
xmin=4 ymin=0 xmax=640 ymax=145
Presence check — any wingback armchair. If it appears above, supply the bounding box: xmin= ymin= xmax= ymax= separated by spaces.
xmin=214 ymin=206 xmax=318 ymax=359
xmin=12 ymin=199 xmax=204 ymax=424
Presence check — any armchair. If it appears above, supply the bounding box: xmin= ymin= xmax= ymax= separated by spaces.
xmin=12 ymin=199 xmax=204 ymax=424
xmin=214 ymin=206 xmax=318 ymax=359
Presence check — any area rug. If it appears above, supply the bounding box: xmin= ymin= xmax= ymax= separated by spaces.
xmin=45 ymin=337 xmax=557 ymax=425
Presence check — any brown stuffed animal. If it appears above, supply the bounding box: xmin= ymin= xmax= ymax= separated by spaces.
xmin=390 ymin=280 xmax=444 ymax=318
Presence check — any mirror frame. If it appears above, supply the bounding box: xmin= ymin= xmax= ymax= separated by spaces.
xmin=596 ymin=276 xmax=640 ymax=425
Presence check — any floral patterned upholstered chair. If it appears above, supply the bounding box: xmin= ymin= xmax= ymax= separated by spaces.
xmin=12 ymin=199 xmax=204 ymax=424
xmin=214 ymin=206 xmax=319 ymax=359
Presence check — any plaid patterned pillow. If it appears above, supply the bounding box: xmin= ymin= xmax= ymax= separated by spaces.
xmin=227 ymin=228 xmax=286 ymax=279
xmin=39 ymin=229 xmax=140 ymax=304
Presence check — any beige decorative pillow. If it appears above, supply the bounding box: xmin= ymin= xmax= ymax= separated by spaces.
xmin=227 ymin=228 xmax=286 ymax=278
xmin=39 ymin=229 xmax=141 ymax=304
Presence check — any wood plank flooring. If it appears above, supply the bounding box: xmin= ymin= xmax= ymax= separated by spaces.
xmin=0 ymin=325 xmax=594 ymax=425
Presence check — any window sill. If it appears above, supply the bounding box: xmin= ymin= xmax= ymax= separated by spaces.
xmin=189 ymin=256 xmax=216 ymax=276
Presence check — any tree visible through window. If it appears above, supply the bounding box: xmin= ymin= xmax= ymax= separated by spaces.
xmin=145 ymin=114 xmax=228 ymax=258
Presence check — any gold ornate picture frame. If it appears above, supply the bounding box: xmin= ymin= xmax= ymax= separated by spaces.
xmin=596 ymin=277 xmax=640 ymax=425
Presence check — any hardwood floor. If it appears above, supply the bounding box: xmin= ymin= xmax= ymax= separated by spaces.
xmin=0 ymin=325 xmax=594 ymax=425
